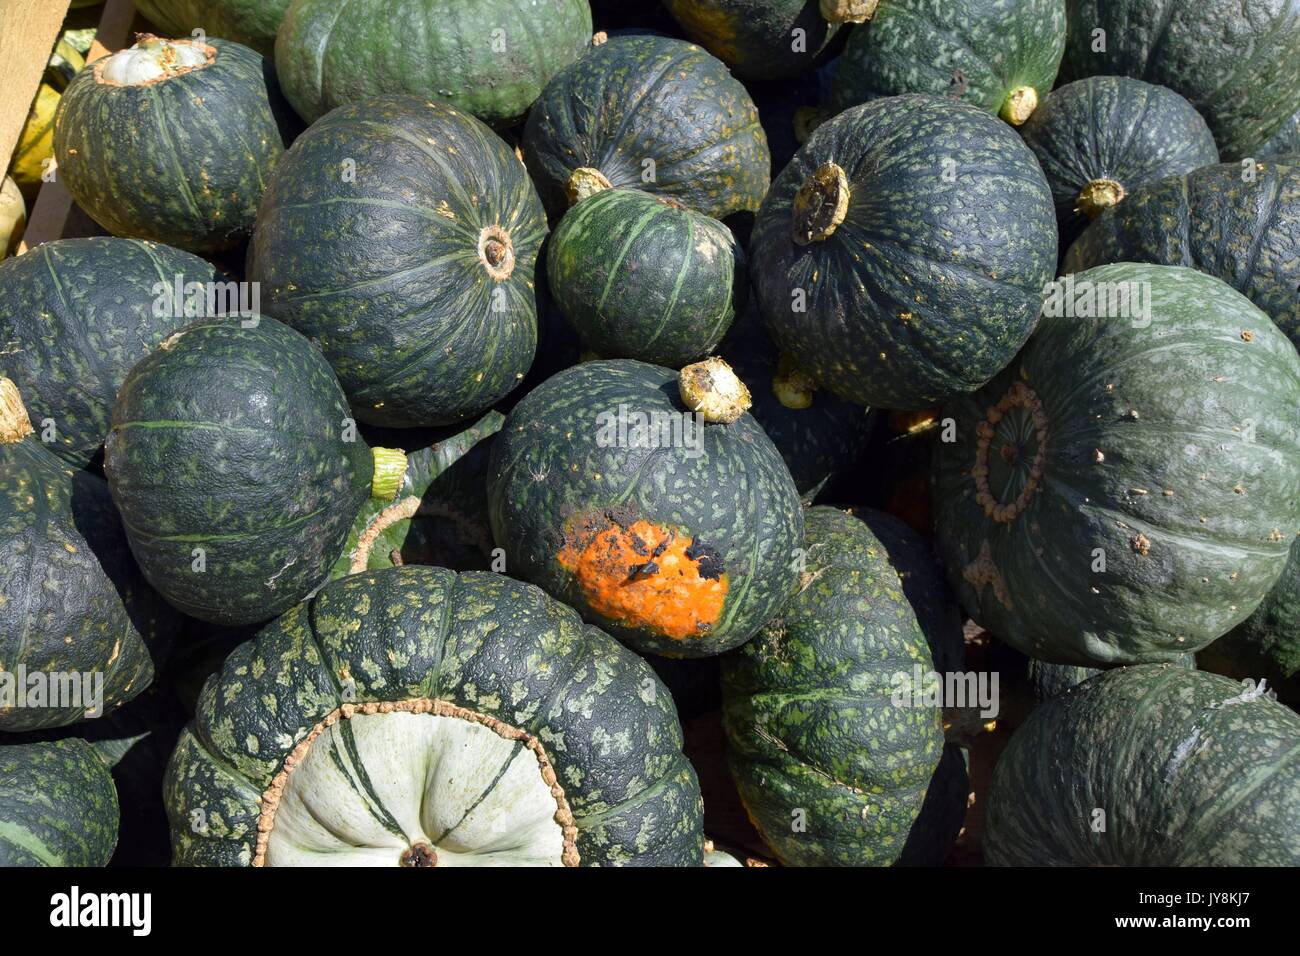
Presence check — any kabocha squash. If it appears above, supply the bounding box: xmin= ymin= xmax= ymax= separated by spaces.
xmin=0 ymin=739 xmax=118 ymax=866
xmin=486 ymin=359 xmax=804 ymax=658
xmin=275 ymin=0 xmax=592 ymax=127
xmin=1020 ymin=77 xmax=1218 ymax=248
xmin=164 ymin=566 xmax=705 ymax=866
xmin=248 ymin=97 xmax=546 ymax=428
xmin=1026 ymin=654 xmax=1194 ymax=704
xmin=0 ymin=237 xmax=221 ymax=469
xmin=751 ymin=94 xmax=1057 ymax=410
xmin=935 ymin=264 xmax=1300 ymax=668
xmin=521 ymin=35 xmax=771 ymax=222
xmin=898 ymin=744 xmax=969 ymax=866
xmin=53 ymin=36 xmax=295 ymax=253
xmin=1200 ymin=538 xmax=1300 ymax=683
xmin=133 ymin=0 xmax=291 ymax=56
xmin=662 ymin=0 xmax=854 ymax=81
xmin=1 ymin=380 xmax=174 ymax=732
xmin=721 ymin=507 xmax=947 ymax=866
xmin=105 ymin=317 xmax=407 ymax=626
xmin=1063 ymin=160 xmax=1300 ymax=347
xmin=1258 ymin=112 xmax=1300 ymax=158
xmin=986 ymin=665 xmax=1300 ymax=865
xmin=547 ymin=188 xmax=744 ymax=367
xmin=1061 ymin=0 xmax=1300 ymax=160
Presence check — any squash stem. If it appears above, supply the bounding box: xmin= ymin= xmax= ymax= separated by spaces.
xmin=679 ymin=357 xmax=752 ymax=423
xmin=1000 ymin=85 xmax=1039 ymax=126
xmin=565 ymin=167 xmax=613 ymax=206
xmin=792 ymin=162 xmax=850 ymax=245
xmin=772 ymin=354 xmax=816 ymax=410
xmin=370 ymin=447 xmax=408 ymax=500
xmin=1076 ymin=178 xmax=1126 ymax=219
xmin=0 ymin=377 xmax=34 ymax=444
xmin=821 ymin=0 xmax=879 ymax=23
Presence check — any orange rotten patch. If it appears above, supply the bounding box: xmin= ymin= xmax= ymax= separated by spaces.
xmin=557 ymin=517 xmax=728 ymax=640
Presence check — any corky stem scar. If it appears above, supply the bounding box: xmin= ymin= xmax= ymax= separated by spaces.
xmin=972 ymin=380 xmax=1048 ymax=522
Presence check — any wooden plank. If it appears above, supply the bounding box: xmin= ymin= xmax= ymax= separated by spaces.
xmin=0 ymin=0 xmax=73 ymax=178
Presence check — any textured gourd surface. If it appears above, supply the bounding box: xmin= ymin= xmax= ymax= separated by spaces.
xmin=1202 ymin=538 xmax=1300 ymax=681
xmin=1064 ymin=159 xmax=1300 ymax=348
xmin=486 ymin=360 xmax=803 ymax=657
xmin=0 ymin=238 xmax=221 ymax=468
xmin=1259 ymin=111 xmax=1300 ymax=157
xmin=1020 ymin=76 xmax=1219 ymax=246
xmin=832 ymin=0 xmax=1066 ymax=118
xmin=163 ymin=567 xmax=704 ymax=867
xmin=1061 ymin=0 xmax=1300 ymax=159
xmin=548 ymin=188 xmax=743 ymax=367
xmin=752 ymin=94 xmax=1057 ymax=410
xmin=249 ymin=97 xmax=546 ymax=428
xmin=986 ymin=665 xmax=1300 ymax=865
xmin=54 ymin=39 xmax=292 ymax=252
xmin=722 ymin=506 xmax=945 ymax=866
xmin=663 ymin=0 xmax=841 ymax=81
xmin=133 ymin=0 xmax=290 ymax=56
xmin=275 ymin=0 xmax=592 ymax=126
xmin=936 ymin=264 xmax=1300 ymax=667
xmin=0 ymin=739 xmax=118 ymax=866
xmin=105 ymin=318 xmax=372 ymax=626
xmin=521 ymin=35 xmax=771 ymax=221
xmin=1026 ymin=654 xmax=1194 ymax=704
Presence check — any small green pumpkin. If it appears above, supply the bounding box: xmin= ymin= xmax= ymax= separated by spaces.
xmin=548 ymin=188 xmax=744 ymax=367
xmin=0 ymin=739 xmax=118 ymax=866
xmin=133 ymin=0 xmax=290 ymax=56
xmin=1200 ymin=537 xmax=1300 ymax=682
xmin=53 ymin=36 xmax=294 ymax=253
xmin=164 ymin=566 xmax=704 ymax=866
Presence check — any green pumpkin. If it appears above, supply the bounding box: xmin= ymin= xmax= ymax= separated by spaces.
xmin=1 ymin=379 xmax=174 ymax=733
xmin=1200 ymin=537 xmax=1300 ymax=683
xmin=276 ymin=0 xmax=592 ymax=127
xmin=1258 ymin=110 xmax=1300 ymax=157
xmin=721 ymin=507 xmax=947 ymax=866
xmin=1026 ymin=654 xmax=1194 ymax=705
xmin=897 ymin=743 xmax=969 ymax=866
xmin=1063 ymin=159 xmax=1300 ymax=348
xmin=751 ymin=94 xmax=1057 ymax=410
xmin=1061 ymin=0 xmax=1300 ymax=160
xmin=1020 ymin=76 xmax=1219 ymax=247
xmin=248 ymin=97 xmax=546 ymax=428
xmin=487 ymin=358 xmax=804 ymax=658
xmin=0 ymin=739 xmax=118 ymax=866
xmin=164 ymin=566 xmax=704 ymax=866
xmin=105 ymin=317 xmax=406 ymax=626
xmin=547 ymin=188 xmax=744 ymax=367
xmin=133 ymin=0 xmax=290 ymax=56
xmin=53 ymin=36 xmax=294 ymax=253
xmin=832 ymin=0 xmax=1066 ymax=125
xmin=662 ymin=0 xmax=852 ymax=81
xmin=521 ymin=35 xmax=771 ymax=221
xmin=986 ymin=665 xmax=1300 ymax=865
xmin=935 ymin=264 xmax=1300 ymax=667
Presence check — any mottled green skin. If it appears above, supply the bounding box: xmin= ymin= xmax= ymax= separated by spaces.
xmin=751 ymin=95 xmax=1057 ymax=410
xmin=1258 ymin=111 xmax=1300 ymax=157
xmin=275 ymin=0 xmax=592 ymax=126
xmin=721 ymin=507 xmax=945 ymax=866
xmin=163 ymin=567 xmax=704 ymax=866
xmin=105 ymin=317 xmax=372 ymax=626
xmin=54 ymin=39 xmax=293 ymax=253
xmin=1063 ymin=160 xmax=1300 ymax=348
xmin=248 ymin=97 xmax=546 ymax=428
xmin=548 ymin=189 xmax=743 ymax=367
xmin=133 ymin=0 xmax=290 ymax=56
xmin=332 ymin=412 xmax=504 ymax=579
xmin=936 ymin=264 xmax=1300 ymax=667
xmin=987 ymin=665 xmax=1300 ymax=865
xmin=663 ymin=0 xmax=842 ymax=81
xmin=0 ymin=739 xmax=118 ymax=866
xmin=1027 ymin=654 xmax=1193 ymax=704
xmin=833 ymin=0 xmax=1065 ymax=119
xmin=897 ymin=743 xmax=968 ymax=866
xmin=1202 ymin=538 xmax=1300 ymax=682
xmin=1 ymin=437 xmax=173 ymax=732
xmin=1021 ymin=77 xmax=1219 ymax=248
xmin=521 ymin=36 xmax=771 ymax=221
xmin=0 ymin=238 xmax=221 ymax=469
xmin=486 ymin=360 xmax=804 ymax=658
xmin=1062 ymin=0 xmax=1300 ymax=160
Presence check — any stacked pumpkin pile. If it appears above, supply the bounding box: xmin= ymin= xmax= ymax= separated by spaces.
xmin=1 ymin=0 xmax=1298 ymax=869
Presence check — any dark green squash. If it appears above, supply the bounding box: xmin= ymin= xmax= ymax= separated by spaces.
xmin=547 ymin=188 xmax=744 ymax=367
xmin=53 ymin=36 xmax=294 ymax=253
xmin=662 ymin=0 xmax=854 ymax=81
xmin=935 ymin=264 xmax=1300 ymax=668
xmin=248 ymin=96 xmax=547 ymax=428
xmin=0 ymin=739 xmax=118 ymax=866
xmin=1063 ymin=159 xmax=1300 ymax=348
xmin=105 ymin=317 xmax=406 ymax=626
xmin=1258 ymin=110 xmax=1300 ymax=157
xmin=1020 ymin=76 xmax=1219 ymax=248
xmin=275 ymin=0 xmax=593 ymax=127
xmin=986 ymin=665 xmax=1300 ymax=865
xmin=0 ymin=378 xmax=174 ymax=733
xmin=486 ymin=358 xmax=804 ymax=658
xmin=751 ymin=94 xmax=1057 ymax=410
xmin=164 ymin=566 xmax=704 ymax=866
xmin=721 ymin=506 xmax=947 ymax=866
xmin=1026 ymin=654 xmax=1194 ymax=704
xmin=133 ymin=0 xmax=290 ymax=56
xmin=521 ymin=35 xmax=771 ymax=222
xmin=1061 ymin=0 xmax=1300 ymax=160
xmin=832 ymin=0 xmax=1066 ymax=126
xmin=1200 ymin=537 xmax=1300 ymax=683
xmin=0 ymin=237 xmax=222 ymax=469
xmin=897 ymin=743 xmax=969 ymax=866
